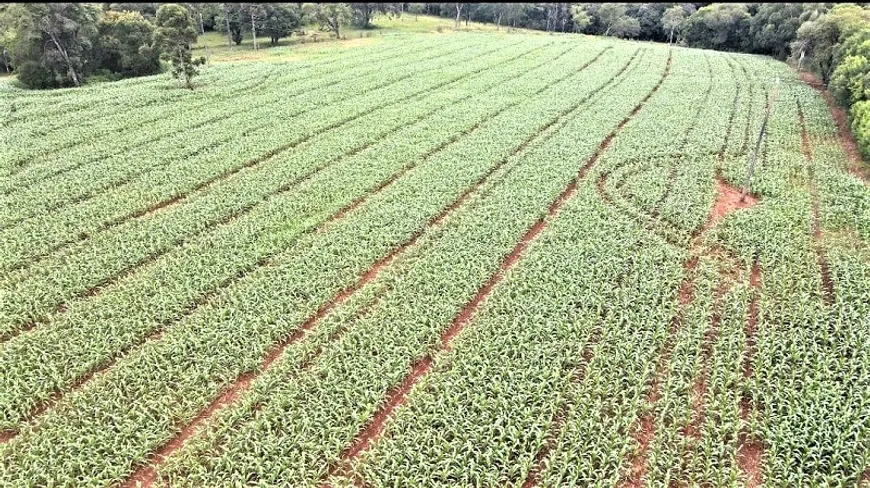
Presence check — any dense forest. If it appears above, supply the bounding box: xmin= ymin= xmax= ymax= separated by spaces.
xmin=5 ymin=3 xmax=870 ymax=155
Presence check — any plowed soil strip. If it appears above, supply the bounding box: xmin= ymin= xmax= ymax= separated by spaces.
xmin=3 ymin=47 xmax=615 ymax=444
xmin=621 ymin=155 xmax=754 ymax=487
xmin=332 ymin=53 xmax=674 ymax=487
xmin=117 ymin=152 xmax=511 ymax=488
xmin=738 ymin=260 xmax=763 ymax=488
xmin=5 ymin=41 xmax=547 ymax=270
xmin=622 ymin=256 xmax=695 ymax=488
xmin=26 ymin=54 xmax=519 ymax=311
xmin=798 ymin=103 xmax=835 ymax=306
xmin=686 ymin=280 xmax=731 ymax=441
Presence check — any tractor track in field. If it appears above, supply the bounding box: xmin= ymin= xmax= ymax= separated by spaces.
xmin=651 ymin=55 xmax=714 ymax=220
xmin=2 ymin=67 xmax=282 ymax=189
xmin=735 ymin=57 xmax=756 ymax=156
xmin=117 ymin=107 xmax=551 ymax=488
xmin=2 ymin=39 xmax=450 ymax=182
xmin=0 ymin=40 xmax=558 ymax=280
xmin=0 ymin=113 xmax=495 ymax=443
xmin=737 ymin=260 xmax=764 ymax=488
xmin=0 ymin=43 xmax=575 ymax=342
xmin=797 ymin=102 xmax=835 ymax=307
xmin=622 ymin=253 xmax=696 ymax=488
xmin=318 ymin=51 xmax=672 ymax=488
xmin=5 ymin=44 xmax=550 ymax=332
xmin=620 ymin=164 xmax=758 ymax=487
xmin=0 ymin=40 xmax=512 ymax=232
xmin=685 ymin=279 xmax=732 ymax=442
xmin=1 ymin=44 xmax=618 ymax=447
xmin=111 ymin=49 xmax=625 ymax=485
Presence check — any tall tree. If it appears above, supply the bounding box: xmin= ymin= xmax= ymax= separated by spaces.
xmin=217 ymin=3 xmax=246 ymax=46
xmin=95 ymin=10 xmax=161 ymax=77
xmin=792 ymin=3 xmax=870 ymax=82
xmin=749 ymin=3 xmax=810 ymax=59
xmin=313 ymin=3 xmax=353 ymax=39
xmin=586 ymin=3 xmax=641 ymax=38
xmin=439 ymin=3 xmax=465 ymax=30
xmin=570 ymin=4 xmax=590 ymax=33
xmin=259 ymin=3 xmax=301 ymax=46
xmin=682 ymin=3 xmax=752 ymax=51
xmin=661 ymin=5 xmax=686 ymax=45
xmin=349 ymin=3 xmax=388 ymax=28
xmin=154 ymin=3 xmax=204 ymax=89
xmin=5 ymin=3 xmax=100 ymax=87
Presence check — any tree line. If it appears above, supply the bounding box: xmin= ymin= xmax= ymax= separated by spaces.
xmin=0 ymin=3 xmax=407 ymax=89
xmin=1 ymin=3 xmax=208 ymax=89
xmin=423 ymin=3 xmax=870 ymax=157
xmin=6 ymin=2 xmax=870 ymax=160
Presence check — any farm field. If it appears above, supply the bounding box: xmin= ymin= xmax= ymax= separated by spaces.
xmin=2 ymin=30 xmax=870 ymax=487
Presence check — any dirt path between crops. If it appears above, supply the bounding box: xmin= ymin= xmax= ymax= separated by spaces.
xmin=621 ymin=176 xmax=758 ymax=487
xmin=738 ymin=261 xmax=764 ymax=488
xmin=117 ymin=142 xmax=521 ymax=488
xmin=798 ymin=71 xmax=870 ymax=184
xmin=798 ymin=103 xmax=836 ymax=307
xmin=116 ymin=59 xmax=625 ymax=483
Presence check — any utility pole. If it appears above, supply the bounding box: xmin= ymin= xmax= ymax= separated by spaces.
xmin=742 ymin=78 xmax=780 ymax=202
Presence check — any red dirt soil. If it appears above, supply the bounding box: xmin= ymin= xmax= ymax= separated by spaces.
xmin=623 ymin=169 xmax=748 ymax=487
xmin=798 ymin=71 xmax=870 ymax=183
xmin=624 ymin=412 xmax=656 ymax=488
xmin=737 ymin=261 xmax=764 ymax=488
xmin=122 ymin=371 xmax=256 ymax=488
xmin=737 ymin=430 xmax=764 ymax=488
xmin=708 ymin=179 xmax=758 ymax=229
xmin=339 ymin=187 xmax=566 ymax=465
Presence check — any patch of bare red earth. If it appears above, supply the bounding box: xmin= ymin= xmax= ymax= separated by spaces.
xmin=798 ymin=71 xmax=870 ymax=185
xmin=621 ymin=178 xmax=758 ymax=488
xmin=737 ymin=261 xmax=763 ymax=488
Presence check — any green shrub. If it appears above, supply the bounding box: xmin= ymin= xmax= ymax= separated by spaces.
xmin=14 ymin=61 xmax=66 ymax=89
xmin=850 ymin=99 xmax=870 ymax=159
